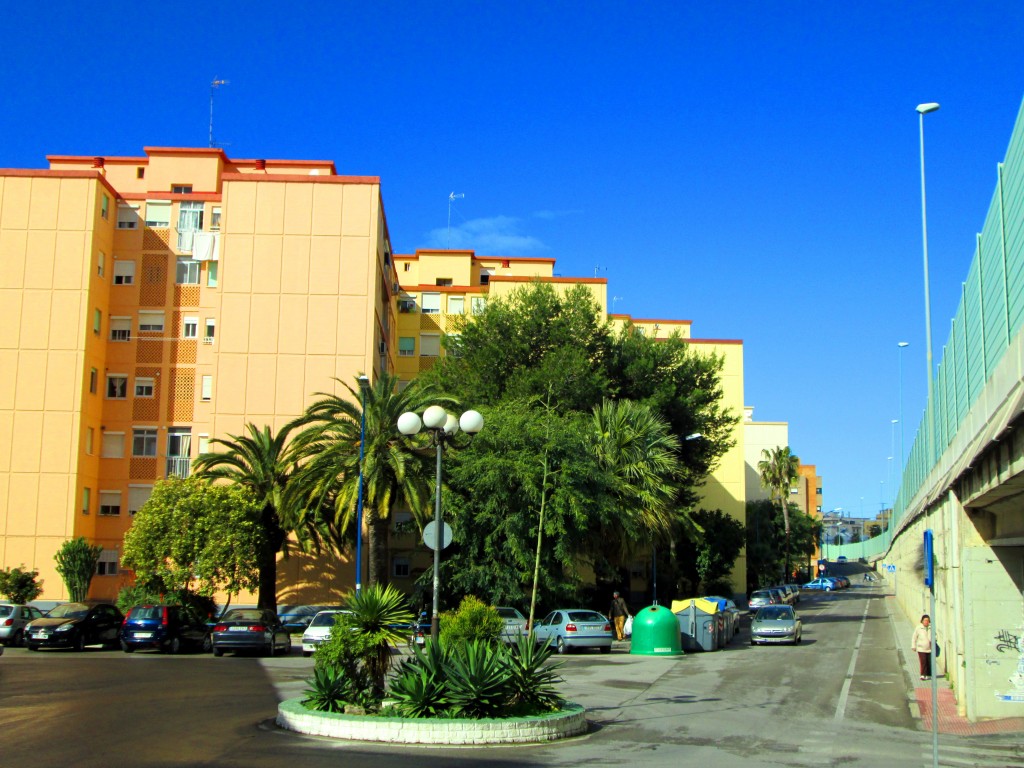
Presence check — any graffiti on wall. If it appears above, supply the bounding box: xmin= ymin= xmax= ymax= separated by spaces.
xmin=994 ymin=626 xmax=1024 ymax=704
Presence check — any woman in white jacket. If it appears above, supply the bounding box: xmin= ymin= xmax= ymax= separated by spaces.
xmin=911 ymin=615 xmax=932 ymax=680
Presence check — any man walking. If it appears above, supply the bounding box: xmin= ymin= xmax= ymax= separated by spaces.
xmin=608 ymin=591 xmax=631 ymax=641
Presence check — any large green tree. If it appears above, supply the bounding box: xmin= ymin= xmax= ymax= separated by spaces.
xmin=192 ymin=421 xmax=309 ymax=611
xmin=757 ymin=446 xmax=801 ymax=579
xmin=122 ymin=476 xmax=264 ymax=600
xmin=672 ymin=508 xmax=746 ymax=595
xmin=290 ymin=373 xmax=455 ymax=589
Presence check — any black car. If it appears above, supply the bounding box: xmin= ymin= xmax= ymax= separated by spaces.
xmin=210 ymin=608 xmax=291 ymax=657
xmin=120 ymin=604 xmax=211 ymax=654
xmin=26 ymin=602 xmax=123 ymax=651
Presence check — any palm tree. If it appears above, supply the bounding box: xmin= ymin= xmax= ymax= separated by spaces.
xmin=591 ymin=399 xmax=682 ymax=557
xmin=191 ymin=422 xmax=310 ymax=611
xmin=290 ymin=373 xmax=456 ymax=588
xmin=757 ymin=446 xmax=800 ymax=579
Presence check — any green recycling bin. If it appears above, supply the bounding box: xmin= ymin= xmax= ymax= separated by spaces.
xmin=629 ymin=604 xmax=683 ymax=656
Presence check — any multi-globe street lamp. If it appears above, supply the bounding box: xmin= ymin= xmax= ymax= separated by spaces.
xmin=397 ymin=405 xmax=483 ymax=642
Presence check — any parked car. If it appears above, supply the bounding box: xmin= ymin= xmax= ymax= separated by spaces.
xmin=300 ymin=609 xmax=348 ymax=657
xmin=210 ymin=608 xmax=291 ymax=657
xmin=834 ymin=575 xmax=851 ymax=589
xmin=748 ymin=589 xmax=779 ymax=611
xmin=496 ymin=606 xmax=528 ymax=643
xmin=533 ymin=609 xmax=613 ymax=654
xmin=782 ymin=584 xmax=802 ymax=603
xmin=751 ymin=604 xmax=802 ymax=645
xmin=120 ymin=604 xmax=210 ymax=654
xmin=802 ymin=578 xmax=835 ymax=592
xmin=704 ymin=596 xmax=742 ymax=636
xmin=0 ymin=604 xmax=45 ymax=646
xmin=25 ymin=602 xmax=123 ymax=651
xmin=768 ymin=587 xmax=792 ymax=606
xmin=772 ymin=586 xmax=796 ymax=604
xmin=836 ymin=555 xmax=848 ymax=563
xmin=278 ymin=604 xmax=333 ymax=632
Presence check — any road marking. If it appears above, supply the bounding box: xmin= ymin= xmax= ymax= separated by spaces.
xmin=834 ymin=598 xmax=870 ymax=722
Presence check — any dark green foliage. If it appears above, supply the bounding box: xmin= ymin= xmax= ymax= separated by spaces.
xmin=388 ymin=640 xmax=455 ymax=718
xmin=503 ymin=634 xmax=564 ymax=712
xmin=444 ymin=640 xmax=513 ymax=718
xmin=439 ymin=595 xmax=503 ymax=647
xmin=115 ymin=584 xmax=165 ymax=614
xmin=0 ymin=566 xmax=43 ymax=604
xmin=673 ymin=508 xmax=746 ymax=595
xmin=303 ymin=665 xmax=351 ymax=713
xmin=746 ymin=499 xmax=818 ymax=589
xmin=54 ymin=537 xmax=102 ymax=602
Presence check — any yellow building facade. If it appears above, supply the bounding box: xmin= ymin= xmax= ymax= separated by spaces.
xmin=1 ymin=148 xmax=395 ymax=601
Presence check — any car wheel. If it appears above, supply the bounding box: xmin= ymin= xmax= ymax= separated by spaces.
xmin=74 ymin=633 xmax=86 ymax=652
xmin=12 ymin=629 xmax=24 ymax=647
xmin=264 ymin=641 xmax=274 ymax=657
xmin=212 ymin=647 xmax=223 ymax=657
xmin=168 ymin=636 xmax=181 ymax=655
xmin=202 ymin=635 xmax=212 ymax=653
xmin=302 ymin=650 xmax=312 ymax=658
xmin=825 ymin=586 xmax=831 ymax=592
xmin=27 ymin=643 xmax=39 ymax=651
xmin=795 ymin=634 xmax=802 ymax=645
xmin=600 ymin=644 xmax=611 ymax=654
xmin=121 ymin=641 xmax=134 ymax=653
xmin=556 ymin=636 xmax=568 ymax=654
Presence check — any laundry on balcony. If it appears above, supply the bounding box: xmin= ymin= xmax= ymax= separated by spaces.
xmin=192 ymin=232 xmax=220 ymax=261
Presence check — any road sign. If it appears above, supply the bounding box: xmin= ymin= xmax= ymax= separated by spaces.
xmin=886 ymin=564 xmax=896 ymax=573
xmin=422 ymin=521 xmax=452 ymax=551
xmin=923 ymin=530 xmax=934 ymax=588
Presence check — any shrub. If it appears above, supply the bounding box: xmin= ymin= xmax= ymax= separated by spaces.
xmin=303 ymin=665 xmax=349 ymax=713
xmin=311 ymin=614 xmax=376 ymax=710
xmin=439 ymin=595 xmax=503 ymax=648
xmin=444 ymin=639 xmax=513 ymax=718
xmin=0 ymin=566 xmax=43 ymax=604
xmin=388 ymin=641 xmax=454 ymax=718
xmin=503 ymin=634 xmax=565 ymax=712
xmin=54 ymin=537 xmax=102 ymax=602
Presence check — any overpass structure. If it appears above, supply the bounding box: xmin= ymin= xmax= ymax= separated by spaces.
xmin=830 ymin=98 xmax=1024 ymax=721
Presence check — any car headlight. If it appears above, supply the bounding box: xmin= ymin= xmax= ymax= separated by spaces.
xmin=54 ymin=623 xmax=75 ymax=632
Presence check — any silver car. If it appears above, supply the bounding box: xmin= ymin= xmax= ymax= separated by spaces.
xmin=496 ymin=606 xmax=527 ymax=643
xmin=0 ymin=604 xmax=45 ymax=646
xmin=533 ymin=609 xmax=613 ymax=654
xmin=750 ymin=604 xmax=802 ymax=645
xmin=747 ymin=590 xmax=779 ymax=612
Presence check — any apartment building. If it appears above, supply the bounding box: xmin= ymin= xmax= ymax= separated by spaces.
xmin=0 ymin=147 xmax=395 ymax=601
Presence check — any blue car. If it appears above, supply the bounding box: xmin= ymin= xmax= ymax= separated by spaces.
xmin=533 ymin=609 xmax=613 ymax=654
xmin=802 ymin=578 xmax=836 ymax=592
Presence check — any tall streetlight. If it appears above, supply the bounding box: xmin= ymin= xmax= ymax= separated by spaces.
xmin=397 ymin=405 xmax=483 ymax=642
xmin=917 ymin=102 xmax=940 ymax=468
xmin=354 ymin=374 xmax=370 ymax=594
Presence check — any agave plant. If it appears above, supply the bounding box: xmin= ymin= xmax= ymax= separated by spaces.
xmin=341 ymin=583 xmax=414 ymax=696
xmin=303 ymin=665 xmax=348 ymax=713
xmin=444 ymin=639 xmax=513 ymax=719
xmin=503 ymin=634 xmax=565 ymax=712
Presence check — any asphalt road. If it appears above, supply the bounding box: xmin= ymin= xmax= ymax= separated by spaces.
xmin=0 ymin=583 xmax=1018 ymax=767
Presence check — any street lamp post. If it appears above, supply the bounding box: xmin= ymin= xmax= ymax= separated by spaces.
xmin=354 ymin=375 xmax=370 ymax=594
xmin=917 ymin=102 xmax=940 ymax=467
xmin=397 ymin=405 xmax=483 ymax=643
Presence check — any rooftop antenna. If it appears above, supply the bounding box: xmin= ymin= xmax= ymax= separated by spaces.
xmin=447 ymin=192 xmax=464 ymax=249
xmin=594 ymin=265 xmax=607 ymax=278
xmin=612 ymin=295 xmax=623 ymax=311
xmin=209 ymin=77 xmax=229 ymax=148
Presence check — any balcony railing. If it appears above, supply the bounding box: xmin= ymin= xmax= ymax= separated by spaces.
xmin=166 ymin=456 xmax=191 ymax=479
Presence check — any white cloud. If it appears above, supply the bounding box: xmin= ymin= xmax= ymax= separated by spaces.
xmin=426 ymin=215 xmax=546 ymax=254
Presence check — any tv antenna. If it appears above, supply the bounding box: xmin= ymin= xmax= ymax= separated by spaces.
xmin=209 ymin=77 xmax=229 ymax=148
xmin=612 ymin=295 xmax=623 ymax=311
xmin=447 ymin=192 xmax=464 ymax=249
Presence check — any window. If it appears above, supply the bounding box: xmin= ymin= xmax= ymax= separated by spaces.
xmin=182 ymin=317 xmax=198 ymax=339
xmin=99 ymin=491 xmax=121 ymax=517
xmin=134 ymin=377 xmax=155 ymax=398
xmin=447 ymin=295 xmax=464 ymax=314
xmin=206 ymin=261 xmax=218 ymax=287
xmin=128 ymin=485 xmax=152 ymax=516
xmin=101 ymin=432 xmax=125 ymax=458
xmin=113 ymin=259 xmax=135 ymax=285
xmin=471 ymin=297 xmax=487 ymax=314
xmin=398 ymin=295 xmax=416 ymax=313
xmin=82 ymin=487 xmax=91 ymax=515
xmin=109 ymin=317 xmax=131 ymax=342
xmin=89 ymin=368 xmax=97 ymax=394
xmin=93 ymin=308 xmax=101 ymax=335
xmin=101 ymin=194 xmax=109 ymax=220
xmin=145 ymin=201 xmax=171 ymax=228
xmin=106 ymin=375 xmax=128 ymax=400
xmin=435 ymin=278 xmax=453 ymax=286
xmin=210 ymin=207 xmax=221 ymax=230
xmin=204 ymin=318 xmax=216 ymax=344
xmin=117 ymin=204 xmax=139 ymax=229
xmin=96 ymin=550 xmax=118 ymax=576
xmin=197 ymin=435 xmax=210 ymax=455
xmin=419 ymin=334 xmax=441 ymax=357
xmin=392 ymin=557 xmax=411 ymax=579
xmin=403 ymin=263 xmax=410 ymax=271
xmin=479 ymin=270 xmax=492 ymax=286
xmin=398 ymin=337 xmax=415 ymax=357
xmin=421 ymin=293 xmax=441 ymax=314
xmin=201 ymin=375 xmax=212 ymax=402
xmin=177 ymin=201 xmax=204 ymax=252
xmin=172 ymin=185 xmax=193 ymax=194
xmin=132 ymin=428 xmax=158 ymax=457
xmin=445 ymin=333 xmax=462 ymax=357
xmin=86 ymin=427 xmax=94 ymax=455
xmin=97 ymin=251 xmax=105 ymax=278
xmin=176 ymin=257 xmax=200 ymax=285
xmin=136 ymin=167 xmax=145 ymax=179
xmin=138 ymin=311 xmax=165 ymax=333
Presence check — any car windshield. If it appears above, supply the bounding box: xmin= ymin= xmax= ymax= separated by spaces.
xmin=222 ymin=609 xmax=264 ymax=622
xmin=496 ymin=608 xmax=522 ymax=619
xmin=48 ymin=603 xmax=89 ymax=618
xmin=309 ymin=612 xmax=344 ymax=628
xmin=129 ymin=606 xmax=165 ymax=620
xmin=757 ymin=606 xmax=793 ymax=621
xmin=567 ymin=611 xmax=604 ymax=622
xmin=751 ymin=591 xmax=770 ymax=600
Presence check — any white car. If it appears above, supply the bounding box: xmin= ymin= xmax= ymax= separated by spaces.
xmin=496 ymin=606 xmax=528 ymax=643
xmin=300 ymin=610 xmax=347 ymax=657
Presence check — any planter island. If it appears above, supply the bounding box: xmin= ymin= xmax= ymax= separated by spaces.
xmin=276 ymin=698 xmax=588 ymax=745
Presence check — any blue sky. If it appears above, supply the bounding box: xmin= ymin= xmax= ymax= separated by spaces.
xmin=4 ymin=2 xmax=1024 ymax=518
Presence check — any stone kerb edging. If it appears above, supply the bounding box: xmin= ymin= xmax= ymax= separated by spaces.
xmin=277 ymin=698 xmax=588 ymax=745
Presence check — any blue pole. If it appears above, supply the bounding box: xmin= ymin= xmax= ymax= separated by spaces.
xmin=355 ymin=379 xmax=368 ymax=593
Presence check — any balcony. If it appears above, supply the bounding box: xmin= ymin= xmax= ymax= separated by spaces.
xmin=176 ymin=229 xmax=195 ymax=253
xmin=166 ymin=456 xmax=191 ymax=479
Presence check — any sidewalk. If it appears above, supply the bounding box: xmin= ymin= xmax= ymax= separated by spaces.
xmin=880 ymin=579 xmax=1024 ymax=737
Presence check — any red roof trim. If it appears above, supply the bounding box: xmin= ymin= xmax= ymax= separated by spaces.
xmin=491 ymin=275 xmax=606 ymax=285
xmin=221 ymin=172 xmax=378 ymax=185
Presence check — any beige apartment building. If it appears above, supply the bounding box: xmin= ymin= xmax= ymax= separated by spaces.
xmin=0 ymin=147 xmax=395 ymax=601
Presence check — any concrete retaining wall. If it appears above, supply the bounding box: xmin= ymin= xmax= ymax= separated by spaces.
xmin=276 ymin=698 xmax=588 ymax=744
